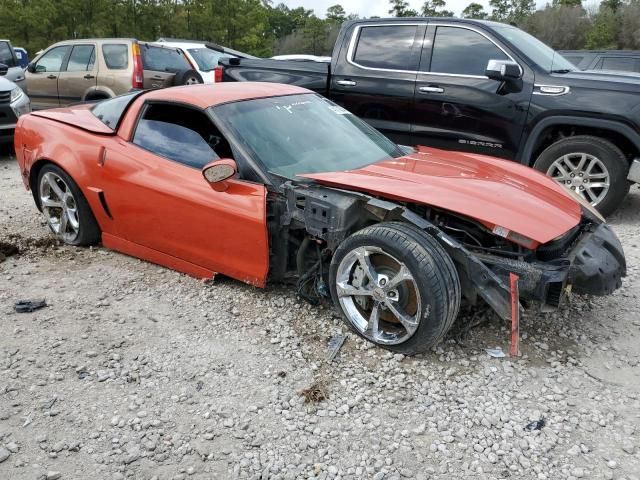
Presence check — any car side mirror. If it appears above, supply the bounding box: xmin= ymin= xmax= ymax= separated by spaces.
xmin=0 ymin=63 xmax=7 ymax=76
xmin=26 ymin=62 xmax=36 ymax=73
xmin=485 ymin=59 xmax=521 ymax=82
xmin=202 ymin=158 xmax=237 ymax=192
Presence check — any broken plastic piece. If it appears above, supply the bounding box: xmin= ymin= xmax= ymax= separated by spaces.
xmin=485 ymin=347 xmax=506 ymax=358
xmin=524 ymin=417 xmax=546 ymax=431
xmin=326 ymin=334 xmax=346 ymax=362
xmin=15 ymin=299 xmax=47 ymax=313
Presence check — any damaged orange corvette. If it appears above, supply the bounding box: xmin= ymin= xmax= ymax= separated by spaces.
xmin=14 ymin=83 xmax=625 ymax=354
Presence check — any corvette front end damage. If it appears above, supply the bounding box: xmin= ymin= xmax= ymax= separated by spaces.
xmin=276 ymin=183 xmax=625 ymax=321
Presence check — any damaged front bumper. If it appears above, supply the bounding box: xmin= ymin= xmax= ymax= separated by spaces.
xmin=474 ymin=222 xmax=626 ymax=313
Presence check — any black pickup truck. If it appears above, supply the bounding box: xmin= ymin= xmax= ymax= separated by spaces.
xmin=217 ymin=18 xmax=640 ymax=215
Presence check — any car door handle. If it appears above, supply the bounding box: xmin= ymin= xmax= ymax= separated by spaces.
xmin=84 ymin=74 xmax=95 ymax=79
xmin=419 ymin=86 xmax=444 ymax=94
xmin=47 ymin=74 xmax=57 ymax=80
xmin=336 ymin=80 xmax=357 ymax=87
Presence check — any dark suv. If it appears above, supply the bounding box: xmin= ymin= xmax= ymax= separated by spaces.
xmin=220 ymin=18 xmax=640 ymax=215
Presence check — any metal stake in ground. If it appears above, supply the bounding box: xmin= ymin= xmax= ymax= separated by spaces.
xmin=510 ymin=273 xmax=520 ymax=357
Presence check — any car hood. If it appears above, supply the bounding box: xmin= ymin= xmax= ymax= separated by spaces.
xmin=553 ymin=69 xmax=640 ymax=91
xmin=0 ymin=75 xmax=17 ymax=91
xmin=301 ymin=147 xmax=582 ymax=246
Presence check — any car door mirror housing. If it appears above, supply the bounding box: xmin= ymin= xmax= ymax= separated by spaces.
xmin=26 ymin=62 xmax=36 ymax=73
xmin=0 ymin=63 xmax=7 ymax=76
xmin=202 ymin=158 xmax=237 ymax=191
xmin=485 ymin=60 xmax=521 ymax=82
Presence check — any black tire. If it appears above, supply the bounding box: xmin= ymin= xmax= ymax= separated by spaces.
xmin=532 ymin=135 xmax=630 ymax=216
xmin=329 ymin=222 xmax=461 ymax=355
xmin=173 ymin=69 xmax=203 ymax=86
xmin=37 ymin=164 xmax=101 ymax=246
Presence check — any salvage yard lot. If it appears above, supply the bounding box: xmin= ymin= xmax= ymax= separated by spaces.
xmin=1 ymin=148 xmax=639 ymax=479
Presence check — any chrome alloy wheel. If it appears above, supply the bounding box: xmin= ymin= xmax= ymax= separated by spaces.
xmin=547 ymin=153 xmax=610 ymax=206
xmin=335 ymin=246 xmax=422 ymax=345
xmin=39 ymin=172 xmax=80 ymax=243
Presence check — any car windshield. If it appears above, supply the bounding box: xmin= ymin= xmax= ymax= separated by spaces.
xmin=187 ymin=48 xmax=231 ymax=71
xmin=212 ymin=94 xmax=404 ymax=180
xmin=493 ymin=25 xmax=576 ymax=73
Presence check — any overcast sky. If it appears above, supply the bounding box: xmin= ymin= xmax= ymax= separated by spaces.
xmin=280 ymin=0 xmax=599 ymax=18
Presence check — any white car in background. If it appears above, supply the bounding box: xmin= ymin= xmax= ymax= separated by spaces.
xmin=156 ymin=40 xmax=233 ymax=83
xmin=271 ymin=54 xmax=331 ymax=62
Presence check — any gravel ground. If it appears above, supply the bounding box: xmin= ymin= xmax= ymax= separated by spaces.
xmin=1 ymin=146 xmax=639 ymax=480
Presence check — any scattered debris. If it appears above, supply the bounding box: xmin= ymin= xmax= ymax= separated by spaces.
xmin=326 ymin=334 xmax=346 ymax=362
xmin=196 ymin=380 xmax=204 ymax=391
xmin=300 ymin=382 xmax=328 ymax=403
xmin=485 ymin=347 xmax=506 ymax=358
xmin=277 ymin=371 xmax=287 ymax=378
xmin=524 ymin=417 xmax=546 ymax=431
xmin=0 ymin=240 xmax=19 ymax=262
xmin=15 ymin=299 xmax=48 ymax=313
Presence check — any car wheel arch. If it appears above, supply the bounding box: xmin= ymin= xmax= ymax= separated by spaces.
xmin=519 ymin=116 xmax=640 ymax=168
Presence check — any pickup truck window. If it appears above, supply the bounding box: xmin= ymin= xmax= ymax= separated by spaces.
xmin=430 ymin=26 xmax=508 ymax=77
xmin=595 ymin=56 xmax=639 ymax=73
xmin=212 ymin=94 xmax=403 ymax=180
xmin=353 ymin=25 xmax=419 ymax=71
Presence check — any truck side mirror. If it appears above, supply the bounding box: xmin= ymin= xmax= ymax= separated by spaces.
xmin=485 ymin=60 xmax=521 ymax=82
xmin=0 ymin=63 xmax=7 ymax=76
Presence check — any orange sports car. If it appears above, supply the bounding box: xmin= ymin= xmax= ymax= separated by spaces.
xmin=14 ymin=83 xmax=625 ymax=354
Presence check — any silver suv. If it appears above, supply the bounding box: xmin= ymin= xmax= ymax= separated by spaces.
xmin=0 ymin=72 xmax=31 ymax=143
xmin=0 ymin=40 xmax=26 ymax=90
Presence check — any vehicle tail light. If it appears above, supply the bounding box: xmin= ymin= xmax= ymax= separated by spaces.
xmin=132 ymin=42 xmax=143 ymax=89
xmin=214 ymin=66 xmax=223 ymax=83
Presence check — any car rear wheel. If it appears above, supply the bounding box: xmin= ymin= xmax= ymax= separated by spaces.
xmin=329 ymin=222 xmax=460 ymax=355
xmin=533 ymin=135 xmax=630 ymax=216
xmin=173 ymin=69 xmax=203 ymax=86
xmin=37 ymin=164 xmax=101 ymax=246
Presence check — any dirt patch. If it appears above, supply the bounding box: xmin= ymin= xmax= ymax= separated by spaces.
xmin=0 ymin=240 xmax=19 ymax=261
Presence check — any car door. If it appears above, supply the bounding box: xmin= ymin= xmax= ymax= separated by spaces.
xmin=57 ymin=44 xmax=97 ymax=105
xmin=330 ymin=22 xmax=425 ymax=146
xmin=140 ymin=44 xmax=189 ymax=88
xmin=25 ymin=45 xmax=71 ymax=109
xmin=413 ymin=23 xmax=533 ymax=160
xmin=99 ymin=101 xmax=269 ymax=285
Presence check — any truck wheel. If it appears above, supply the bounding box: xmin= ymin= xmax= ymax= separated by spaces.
xmin=173 ymin=69 xmax=203 ymax=86
xmin=533 ymin=135 xmax=630 ymax=216
xmin=37 ymin=164 xmax=101 ymax=246
xmin=329 ymin=222 xmax=460 ymax=355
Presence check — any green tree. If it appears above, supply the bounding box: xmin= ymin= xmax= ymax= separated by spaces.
xmin=422 ymin=0 xmax=454 ymax=17
xmin=388 ymin=0 xmax=419 ymax=17
xmin=462 ymin=2 xmax=488 ymax=18
xmin=552 ymin=0 xmax=582 ymax=7
xmin=585 ymin=6 xmax=618 ymax=49
xmin=326 ymin=4 xmax=346 ymax=23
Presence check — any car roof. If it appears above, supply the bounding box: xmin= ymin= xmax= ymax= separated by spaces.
xmin=141 ymin=82 xmax=310 ymax=108
xmin=157 ymin=41 xmax=208 ymax=49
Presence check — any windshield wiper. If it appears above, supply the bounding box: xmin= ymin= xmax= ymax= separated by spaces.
xmin=550 ymin=69 xmax=573 ymax=74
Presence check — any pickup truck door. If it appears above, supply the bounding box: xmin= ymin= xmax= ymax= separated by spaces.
xmin=330 ymin=22 xmax=426 ymax=146
xmin=413 ymin=23 xmax=533 ymax=160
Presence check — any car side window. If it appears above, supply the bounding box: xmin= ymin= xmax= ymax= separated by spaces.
xmin=36 ymin=46 xmax=70 ymax=73
xmin=430 ymin=26 xmax=509 ymax=76
xmin=102 ymin=44 xmax=129 ymax=69
xmin=66 ymin=45 xmax=96 ymax=72
xmin=132 ymin=103 xmax=233 ymax=169
xmin=595 ymin=56 xmax=639 ymax=72
xmin=142 ymin=46 xmax=190 ymax=72
xmin=0 ymin=42 xmax=17 ymax=67
xmin=353 ymin=25 xmax=420 ymax=71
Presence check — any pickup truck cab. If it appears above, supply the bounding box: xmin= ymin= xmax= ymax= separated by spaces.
xmin=220 ymin=18 xmax=640 ymax=215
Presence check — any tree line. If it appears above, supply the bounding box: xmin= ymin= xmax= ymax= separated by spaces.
xmin=1 ymin=0 xmax=638 ymax=60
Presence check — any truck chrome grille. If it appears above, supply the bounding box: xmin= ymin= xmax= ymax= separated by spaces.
xmin=0 ymin=90 xmax=11 ymax=103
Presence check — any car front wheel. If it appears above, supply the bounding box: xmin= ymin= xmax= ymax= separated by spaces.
xmin=37 ymin=164 xmax=101 ymax=246
xmin=329 ymin=222 xmax=461 ymax=355
xmin=533 ymin=135 xmax=630 ymax=216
